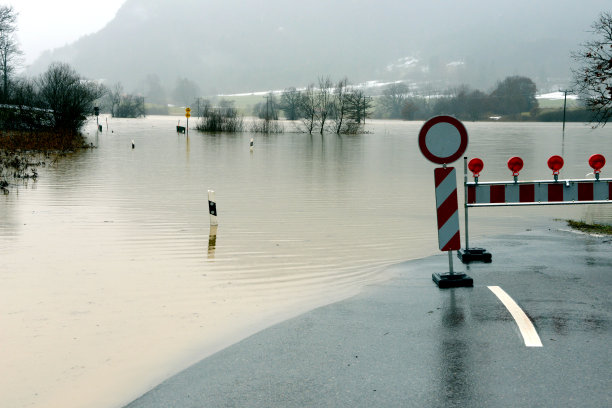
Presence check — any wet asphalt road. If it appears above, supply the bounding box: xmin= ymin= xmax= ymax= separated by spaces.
xmin=125 ymin=227 xmax=611 ymax=408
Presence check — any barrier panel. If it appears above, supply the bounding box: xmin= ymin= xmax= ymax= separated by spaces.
xmin=459 ymin=154 xmax=609 ymax=263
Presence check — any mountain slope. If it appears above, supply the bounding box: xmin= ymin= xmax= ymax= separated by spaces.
xmin=26 ymin=0 xmax=611 ymax=95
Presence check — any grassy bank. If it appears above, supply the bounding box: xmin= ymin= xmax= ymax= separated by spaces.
xmin=0 ymin=129 xmax=93 ymax=192
xmin=566 ymin=220 xmax=612 ymax=235
xmin=0 ymin=129 xmax=91 ymax=152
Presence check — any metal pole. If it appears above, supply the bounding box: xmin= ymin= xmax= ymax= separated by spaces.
xmin=464 ymin=156 xmax=469 ymax=250
xmin=448 ymin=250 xmax=454 ymax=275
xmin=562 ymin=90 xmax=567 ymax=134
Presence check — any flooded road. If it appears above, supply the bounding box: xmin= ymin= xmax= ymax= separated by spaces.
xmin=1 ymin=116 xmax=610 ymax=407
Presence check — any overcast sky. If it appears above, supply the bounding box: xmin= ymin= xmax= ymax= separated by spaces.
xmin=9 ymin=0 xmax=126 ymax=65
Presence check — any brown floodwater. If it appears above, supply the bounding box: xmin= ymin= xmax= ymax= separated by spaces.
xmin=1 ymin=116 xmax=610 ymax=407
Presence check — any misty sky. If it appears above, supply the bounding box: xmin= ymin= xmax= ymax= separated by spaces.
xmin=8 ymin=0 xmax=126 ymax=65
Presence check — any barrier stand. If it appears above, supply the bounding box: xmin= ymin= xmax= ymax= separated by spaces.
xmin=431 ymin=165 xmax=474 ymax=288
xmin=458 ymin=157 xmax=492 ymax=263
xmin=461 ymin=154 xmax=610 ymax=262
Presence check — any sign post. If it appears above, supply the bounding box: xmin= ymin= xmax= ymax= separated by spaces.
xmin=418 ymin=115 xmax=473 ymax=288
xmin=185 ymin=107 xmax=191 ymax=135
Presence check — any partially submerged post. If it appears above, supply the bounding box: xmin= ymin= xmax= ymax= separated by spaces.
xmin=208 ymin=190 xmax=218 ymax=226
xmin=185 ymin=107 xmax=191 ymax=136
xmin=208 ymin=225 xmax=218 ymax=259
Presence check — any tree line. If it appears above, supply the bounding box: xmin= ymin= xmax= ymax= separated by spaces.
xmin=250 ymin=77 xmax=373 ymax=134
xmin=374 ymin=76 xmax=540 ymax=121
xmin=1 ymin=5 xmax=610 ymax=132
xmin=1 ymin=61 xmax=105 ymax=131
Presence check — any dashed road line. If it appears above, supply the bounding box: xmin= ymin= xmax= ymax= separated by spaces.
xmin=488 ymin=286 xmax=543 ymax=347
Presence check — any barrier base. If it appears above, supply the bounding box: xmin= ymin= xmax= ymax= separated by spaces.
xmin=432 ymin=273 xmax=473 ymax=288
xmin=457 ymin=247 xmax=492 ymax=264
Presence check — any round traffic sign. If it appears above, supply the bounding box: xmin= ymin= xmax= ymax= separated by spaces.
xmin=418 ymin=115 xmax=468 ymax=164
xmin=185 ymin=107 xmax=191 ymax=113
xmin=185 ymin=112 xmax=191 ymax=118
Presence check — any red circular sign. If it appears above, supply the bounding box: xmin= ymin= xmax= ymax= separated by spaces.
xmin=588 ymin=154 xmax=606 ymax=172
xmin=547 ymin=155 xmax=564 ymax=173
xmin=468 ymin=158 xmax=483 ymax=177
xmin=507 ymin=156 xmax=524 ymax=176
xmin=418 ymin=116 xmax=468 ymax=165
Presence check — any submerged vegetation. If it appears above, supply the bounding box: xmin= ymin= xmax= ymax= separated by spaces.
xmin=0 ymin=129 xmax=93 ymax=192
xmin=0 ymin=129 xmax=90 ymax=151
xmin=195 ymin=99 xmax=244 ymax=132
xmin=566 ymin=220 xmax=612 ymax=235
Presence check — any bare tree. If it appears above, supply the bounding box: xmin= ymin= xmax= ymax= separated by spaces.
xmin=346 ymin=89 xmax=372 ymax=124
xmin=378 ymin=82 xmax=409 ymax=118
xmin=571 ymin=11 xmax=612 ymax=127
xmin=279 ymin=87 xmax=302 ymax=120
xmin=300 ymin=84 xmax=317 ymax=134
xmin=317 ymin=76 xmax=333 ymax=134
xmin=0 ymin=6 xmax=22 ymax=103
xmin=108 ymin=83 xmax=123 ymax=117
xmin=115 ymin=94 xmax=146 ymax=118
xmin=332 ymin=77 xmax=350 ymax=134
xmin=37 ymin=62 xmax=106 ymax=130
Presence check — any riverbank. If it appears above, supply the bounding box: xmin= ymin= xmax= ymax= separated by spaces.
xmin=0 ymin=129 xmax=90 ymax=151
xmin=124 ymin=227 xmax=612 ymax=408
xmin=0 ymin=129 xmax=93 ymax=190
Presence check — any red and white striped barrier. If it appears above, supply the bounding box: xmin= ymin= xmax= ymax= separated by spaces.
xmin=467 ymin=179 xmax=612 ymax=206
xmin=466 ymin=154 xmax=611 ymax=207
xmin=460 ymin=154 xmax=610 ymax=264
xmin=435 ymin=167 xmax=461 ymax=251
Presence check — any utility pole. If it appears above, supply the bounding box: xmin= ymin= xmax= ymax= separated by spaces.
xmin=264 ymin=94 xmax=270 ymax=121
xmin=559 ymin=89 xmax=571 ymax=134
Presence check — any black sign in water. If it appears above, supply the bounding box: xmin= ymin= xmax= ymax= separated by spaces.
xmin=208 ymin=200 xmax=217 ymax=216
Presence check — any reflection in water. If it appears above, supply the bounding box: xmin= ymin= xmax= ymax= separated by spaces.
xmin=208 ymin=225 xmax=218 ymax=259
xmin=438 ymin=290 xmax=473 ymax=406
xmin=186 ymin=134 xmax=190 ymax=161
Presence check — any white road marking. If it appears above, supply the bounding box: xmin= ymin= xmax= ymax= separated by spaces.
xmin=488 ymin=286 xmax=543 ymax=347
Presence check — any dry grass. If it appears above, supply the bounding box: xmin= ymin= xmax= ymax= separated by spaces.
xmin=566 ymin=220 xmax=612 ymax=235
xmin=0 ymin=129 xmax=90 ymax=152
xmin=1 ymin=129 xmax=93 ymax=191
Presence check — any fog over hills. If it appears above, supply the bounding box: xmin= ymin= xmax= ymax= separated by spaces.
xmin=26 ymin=0 xmax=610 ymax=96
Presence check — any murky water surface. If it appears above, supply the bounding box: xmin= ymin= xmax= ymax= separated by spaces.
xmin=1 ymin=117 xmax=610 ymax=407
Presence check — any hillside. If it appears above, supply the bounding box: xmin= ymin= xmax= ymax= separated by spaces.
xmin=26 ymin=0 xmax=611 ymax=96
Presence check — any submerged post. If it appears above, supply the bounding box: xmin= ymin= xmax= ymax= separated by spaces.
xmin=208 ymin=190 xmax=218 ymax=226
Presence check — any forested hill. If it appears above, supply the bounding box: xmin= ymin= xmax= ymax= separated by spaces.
xmin=26 ymin=0 xmax=610 ymax=95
